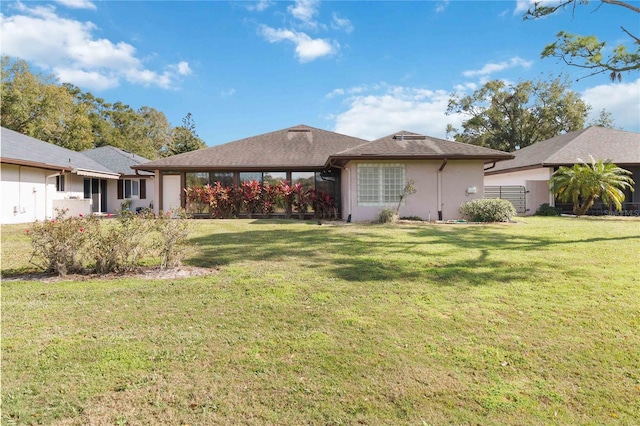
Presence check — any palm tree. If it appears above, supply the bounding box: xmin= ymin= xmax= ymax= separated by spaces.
xmin=549 ymin=157 xmax=635 ymax=216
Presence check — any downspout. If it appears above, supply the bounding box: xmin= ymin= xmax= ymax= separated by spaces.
xmin=437 ymin=159 xmax=448 ymax=221
xmin=484 ymin=161 xmax=497 ymax=172
xmin=344 ymin=164 xmax=352 ymax=222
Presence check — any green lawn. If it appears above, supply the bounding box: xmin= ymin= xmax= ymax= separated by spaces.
xmin=2 ymin=217 xmax=639 ymax=425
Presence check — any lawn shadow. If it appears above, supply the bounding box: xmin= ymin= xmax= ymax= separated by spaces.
xmin=186 ymin=222 xmax=635 ymax=286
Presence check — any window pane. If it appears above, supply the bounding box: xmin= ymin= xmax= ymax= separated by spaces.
xmin=357 ymin=164 xmax=379 ymax=204
xmin=292 ymin=172 xmax=314 ymax=190
xmin=186 ymin=172 xmax=209 ymax=187
xmin=132 ymin=180 xmax=139 ymax=196
xmin=211 ymin=172 xmax=234 ymax=187
xmin=263 ymin=172 xmax=287 ymax=187
xmin=382 ymin=165 xmax=405 ymax=203
xmin=315 ymin=172 xmax=334 ymax=195
xmin=83 ymin=179 xmax=91 ymax=199
xmin=240 ymin=172 xmax=262 ymax=184
xmin=125 ymin=179 xmax=132 ymax=198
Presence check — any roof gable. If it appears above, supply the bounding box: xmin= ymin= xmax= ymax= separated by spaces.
xmin=0 ymin=127 xmax=118 ymax=176
xmin=328 ymin=130 xmax=513 ymax=165
xmin=488 ymin=127 xmax=640 ymax=173
xmin=134 ymin=124 xmax=369 ymax=171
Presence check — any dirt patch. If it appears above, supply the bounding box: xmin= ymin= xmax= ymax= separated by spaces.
xmin=2 ymin=266 xmax=216 ymax=283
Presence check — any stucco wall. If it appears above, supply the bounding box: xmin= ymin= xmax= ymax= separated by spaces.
xmin=340 ymin=159 xmax=486 ymax=222
xmin=485 ymin=167 xmax=554 ymax=214
xmin=104 ymin=177 xmax=154 ymax=214
xmin=1 ymin=164 xmax=85 ymax=224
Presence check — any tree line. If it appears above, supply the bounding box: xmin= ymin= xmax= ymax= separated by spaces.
xmin=1 ymin=56 xmax=205 ymax=159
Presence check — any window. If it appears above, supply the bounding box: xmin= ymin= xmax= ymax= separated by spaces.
xmin=357 ymin=163 xmax=405 ymax=206
xmin=211 ymin=172 xmax=234 ymax=187
xmin=186 ymin=172 xmax=209 ymax=187
xmin=56 ymin=175 xmax=65 ymax=192
xmin=117 ymin=179 xmax=142 ymax=200
xmin=240 ymin=172 xmax=262 ymax=184
xmin=292 ymin=172 xmax=314 ymax=190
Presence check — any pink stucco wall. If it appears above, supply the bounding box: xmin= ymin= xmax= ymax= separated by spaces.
xmin=340 ymin=159 xmax=487 ymax=222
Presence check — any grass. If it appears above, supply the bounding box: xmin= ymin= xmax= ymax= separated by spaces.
xmin=2 ymin=217 xmax=640 ymax=425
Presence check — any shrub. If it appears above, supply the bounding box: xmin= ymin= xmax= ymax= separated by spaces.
xmin=28 ymin=209 xmax=192 ymax=275
xmin=28 ymin=209 xmax=89 ymax=275
xmin=151 ymin=209 xmax=192 ymax=269
xmin=535 ymin=203 xmax=562 ymax=216
xmin=459 ymin=199 xmax=516 ymax=222
xmin=378 ymin=208 xmax=398 ymax=224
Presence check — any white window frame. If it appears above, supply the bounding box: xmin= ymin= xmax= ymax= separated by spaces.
xmin=357 ymin=163 xmax=405 ymax=206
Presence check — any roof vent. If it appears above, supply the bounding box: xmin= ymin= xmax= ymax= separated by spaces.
xmin=394 ymin=134 xmax=426 ymax=140
xmin=288 ymin=129 xmax=311 ymax=133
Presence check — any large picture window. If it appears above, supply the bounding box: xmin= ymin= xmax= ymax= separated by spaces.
xmin=357 ymin=163 xmax=405 ymax=206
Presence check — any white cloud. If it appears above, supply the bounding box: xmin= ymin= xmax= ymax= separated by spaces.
xmin=220 ymin=88 xmax=236 ymax=97
xmin=462 ymin=56 xmax=533 ymax=78
xmin=0 ymin=4 xmax=191 ymax=91
xmin=288 ymin=0 xmax=320 ymax=29
xmin=54 ymin=0 xmax=96 ymax=10
xmin=330 ymin=84 xmax=464 ymax=140
xmin=331 ymin=12 xmax=353 ymax=33
xmin=435 ymin=0 xmax=450 ymax=13
xmin=245 ymin=0 xmax=273 ymax=12
xmin=582 ymin=78 xmax=640 ymax=132
xmin=259 ymin=25 xmax=337 ymax=62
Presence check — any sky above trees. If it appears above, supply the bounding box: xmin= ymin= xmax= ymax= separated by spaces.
xmin=1 ymin=0 xmax=638 ymax=146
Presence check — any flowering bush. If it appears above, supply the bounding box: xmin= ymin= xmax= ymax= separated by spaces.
xmin=28 ymin=209 xmax=89 ymax=275
xmin=28 ymin=208 xmax=192 ymax=276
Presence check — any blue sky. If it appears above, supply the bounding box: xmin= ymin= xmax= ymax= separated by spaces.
xmin=2 ymin=0 xmax=639 ymax=146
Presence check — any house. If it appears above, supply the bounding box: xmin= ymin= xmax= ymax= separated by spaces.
xmin=83 ymin=146 xmax=154 ymax=213
xmin=1 ymin=127 xmax=119 ymax=224
xmin=484 ymin=127 xmax=640 ymax=215
xmin=133 ymin=125 xmax=514 ymax=221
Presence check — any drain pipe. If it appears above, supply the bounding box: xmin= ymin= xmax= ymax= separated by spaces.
xmin=344 ymin=165 xmax=352 ymax=222
xmin=437 ymin=159 xmax=448 ymax=221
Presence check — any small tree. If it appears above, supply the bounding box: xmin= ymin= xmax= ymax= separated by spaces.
xmin=549 ymin=157 xmax=635 ymax=215
xmin=396 ymin=180 xmax=417 ymax=215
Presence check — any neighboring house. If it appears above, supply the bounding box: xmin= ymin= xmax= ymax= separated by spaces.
xmin=1 ymin=127 xmax=119 ymax=224
xmin=83 ymin=146 xmax=154 ymax=213
xmin=133 ymin=125 xmax=513 ymax=221
xmin=484 ymin=127 xmax=640 ymax=215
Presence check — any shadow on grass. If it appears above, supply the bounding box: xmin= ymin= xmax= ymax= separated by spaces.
xmin=186 ymin=223 xmax=633 ymax=286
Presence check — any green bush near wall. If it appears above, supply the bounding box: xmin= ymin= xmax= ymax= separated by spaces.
xmin=459 ymin=198 xmax=517 ymax=222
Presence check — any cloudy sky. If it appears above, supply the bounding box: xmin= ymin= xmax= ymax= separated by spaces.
xmin=1 ymin=0 xmax=638 ymax=145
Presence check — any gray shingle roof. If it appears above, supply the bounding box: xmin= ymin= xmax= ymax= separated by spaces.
xmin=133 ymin=124 xmax=369 ymax=171
xmin=83 ymin=146 xmax=153 ymax=176
xmin=327 ymin=131 xmax=514 ymax=166
xmin=487 ymin=127 xmax=640 ymax=174
xmin=1 ymin=127 xmax=118 ymax=177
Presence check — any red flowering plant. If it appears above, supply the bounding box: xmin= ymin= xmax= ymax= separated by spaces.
xmin=185 ymin=185 xmax=210 ymax=215
xmin=241 ymin=180 xmax=263 ymax=219
xmin=261 ymin=183 xmax=278 ymax=217
xmin=292 ymin=183 xmax=310 ymax=219
xmin=277 ymin=181 xmax=296 ymax=219
xmin=309 ymin=189 xmax=337 ymax=220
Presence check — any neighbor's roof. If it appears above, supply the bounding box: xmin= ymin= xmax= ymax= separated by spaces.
xmin=83 ymin=146 xmax=153 ymax=176
xmin=486 ymin=126 xmax=640 ymax=175
xmin=133 ymin=124 xmax=369 ymax=171
xmin=0 ymin=127 xmax=119 ymax=179
xmin=327 ymin=131 xmax=514 ymax=167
